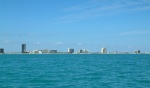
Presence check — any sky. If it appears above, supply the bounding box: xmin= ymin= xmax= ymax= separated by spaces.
xmin=0 ymin=0 xmax=150 ymax=52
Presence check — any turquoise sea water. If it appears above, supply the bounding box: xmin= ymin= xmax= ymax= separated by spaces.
xmin=0 ymin=54 xmax=150 ymax=88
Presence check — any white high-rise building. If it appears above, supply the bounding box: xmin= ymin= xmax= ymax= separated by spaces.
xmin=101 ymin=48 xmax=107 ymax=54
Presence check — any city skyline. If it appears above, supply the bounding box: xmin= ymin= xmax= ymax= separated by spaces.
xmin=0 ymin=44 xmax=147 ymax=54
xmin=1 ymin=0 xmax=150 ymax=52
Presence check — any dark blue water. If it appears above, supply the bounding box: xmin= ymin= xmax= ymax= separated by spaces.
xmin=0 ymin=54 xmax=150 ymax=88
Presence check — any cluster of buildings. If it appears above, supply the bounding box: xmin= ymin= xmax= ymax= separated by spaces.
xmin=21 ymin=44 xmax=99 ymax=54
xmin=19 ymin=44 xmax=144 ymax=54
xmin=0 ymin=44 xmax=148 ymax=54
xmin=29 ymin=49 xmax=58 ymax=54
xmin=21 ymin=44 xmax=74 ymax=54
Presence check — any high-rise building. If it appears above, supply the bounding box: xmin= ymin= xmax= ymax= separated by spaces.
xmin=78 ymin=49 xmax=89 ymax=54
xmin=68 ymin=48 xmax=74 ymax=53
xmin=101 ymin=48 xmax=107 ymax=54
xmin=79 ymin=49 xmax=83 ymax=53
xmin=22 ymin=44 xmax=26 ymax=53
xmin=135 ymin=50 xmax=140 ymax=54
xmin=0 ymin=48 xmax=4 ymax=53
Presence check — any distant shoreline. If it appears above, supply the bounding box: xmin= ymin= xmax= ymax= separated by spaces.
xmin=0 ymin=53 xmax=150 ymax=55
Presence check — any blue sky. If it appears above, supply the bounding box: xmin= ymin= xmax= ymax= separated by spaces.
xmin=0 ymin=0 xmax=150 ymax=52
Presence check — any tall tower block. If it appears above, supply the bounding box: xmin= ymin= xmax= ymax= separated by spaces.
xmin=22 ymin=44 xmax=26 ymax=53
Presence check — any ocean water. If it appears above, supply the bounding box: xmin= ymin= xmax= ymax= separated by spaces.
xmin=0 ymin=54 xmax=150 ymax=88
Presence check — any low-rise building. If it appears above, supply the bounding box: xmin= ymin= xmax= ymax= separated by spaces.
xmin=29 ymin=50 xmax=42 ymax=54
xmin=50 ymin=50 xmax=57 ymax=53
xmin=78 ymin=49 xmax=90 ymax=54
xmin=42 ymin=49 xmax=49 ymax=54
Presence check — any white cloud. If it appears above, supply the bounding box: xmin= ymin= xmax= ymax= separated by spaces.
xmin=132 ymin=6 xmax=150 ymax=11
xmin=120 ymin=30 xmax=150 ymax=35
xmin=34 ymin=42 xmax=41 ymax=45
xmin=0 ymin=40 xmax=11 ymax=43
xmin=60 ymin=0 xmax=150 ymax=22
xmin=77 ymin=43 xmax=83 ymax=45
xmin=55 ymin=42 xmax=63 ymax=45
xmin=3 ymin=40 xmax=10 ymax=43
